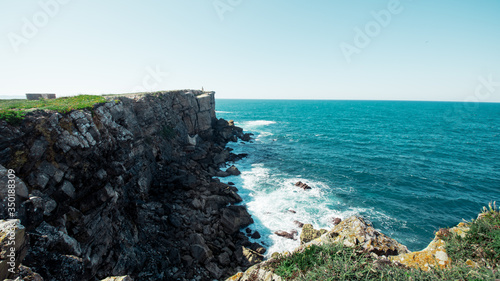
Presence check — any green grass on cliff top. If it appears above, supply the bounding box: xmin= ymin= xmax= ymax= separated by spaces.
xmin=270 ymin=203 xmax=500 ymax=281
xmin=0 ymin=95 xmax=107 ymax=124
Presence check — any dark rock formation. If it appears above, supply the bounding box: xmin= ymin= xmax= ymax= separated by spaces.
xmin=294 ymin=220 xmax=304 ymax=228
xmin=0 ymin=91 xmax=261 ymax=281
xmin=294 ymin=181 xmax=311 ymax=190
xmin=274 ymin=230 xmax=297 ymax=240
xmin=250 ymin=231 xmax=261 ymax=239
xmin=331 ymin=217 xmax=342 ymax=225
xmin=225 ymin=165 xmax=241 ymax=176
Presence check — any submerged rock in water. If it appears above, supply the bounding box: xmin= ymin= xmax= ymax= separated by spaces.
xmin=226 ymin=165 xmax=241 ymax=176
xmin=294 ymin=220 xmax=304 ymax=228
xmin=294 ymin=181 xmax=311 ymax=190
xmin=274 ymin=230 xmax=297 ymax=240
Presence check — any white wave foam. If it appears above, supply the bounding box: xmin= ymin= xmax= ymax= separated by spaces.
xmin=227 ymin=163 xmax=365 ymax=257
xmin=215 ymin=111 xmax=233 ymax=113
xmin=241 ymin=120 xmax=277 ymax=130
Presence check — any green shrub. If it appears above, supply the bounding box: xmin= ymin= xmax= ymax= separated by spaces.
xmin=444 ymin=202 xmax=500 ymax=269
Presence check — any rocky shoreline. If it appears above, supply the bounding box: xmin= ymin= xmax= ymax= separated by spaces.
xmin=0 ymin=91 xmax=264 ymax=280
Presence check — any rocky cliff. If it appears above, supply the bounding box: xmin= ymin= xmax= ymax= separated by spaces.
xmin=0 ymin=90 xmax=261 ymax=281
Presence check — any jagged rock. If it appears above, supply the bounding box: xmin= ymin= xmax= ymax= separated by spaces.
xmin=275 ymin=230 xmax=297 ymax=240
xmin=226 ymin=165 xmax=241 ymax=176
xmin=0 ymin=220 xmax=28 ymax=281
xmin=236 ymin=247 xmax=263 ymax=267
xmin=299 ymin=224 xmax=326 ymax=244
xmin=225 ymin=264 xmax=282 ymax=281
xmin=250 ymin=231 xmax=261 ymax=239
xmin=191 ymin=198 xmax=204 ymax=210
xmin=248 ymin=243 xmax=266 ymax=255
xmin=298 ymin=216 xmax=409 ymax=257
xmin=206 ymin=262 xmax=224 ymax=279
xmin=241 ymin=133 xmax=253 ymax=142
xmin=221 ymin=206 xmax=254 ymax=234
xmin=216 ymin=170 xmax=231 ymax=177
xmin=218 ymin=252 xmax=231 ymax=266
xmin=0 ymin=165 xmax=29 ymax=219
xmin=331 ymin=217 xmax=342 ymax=225
xmin=6 ymin=264 xmax=44 ymax=281
xmin=294 ymin=181 xmax=311 ymax=190
xmin=389 ymin=223 xmax=469 ymax=271
xmin=0 ymin=91 xmax=256 ymax=281
xmin=189 ymin=233 xmax=213 ymax=264
xmin=293 ymin=220 xmax=304 ymax=228
xmin=101 ymin=276 xmax=133 ymax=281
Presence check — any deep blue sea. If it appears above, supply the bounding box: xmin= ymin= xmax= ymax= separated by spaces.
xmin=215 ymin=100 xmax=500 ymax=255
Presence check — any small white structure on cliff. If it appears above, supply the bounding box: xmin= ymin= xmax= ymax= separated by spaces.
xmin=26 ymin=93 xmax=56 ymax=100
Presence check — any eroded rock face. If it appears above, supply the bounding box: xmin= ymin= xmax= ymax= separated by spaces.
xmin=0 ymin=91 xmax=260 ymax=280
xmin=389 ymin=222 xmax=469 ymax=271
xmin=309 ymin=216 xmax=410 ymax=256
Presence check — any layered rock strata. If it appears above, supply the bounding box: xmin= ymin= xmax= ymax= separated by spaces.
xmin=0 ymin=90 xmax=261 ymax=280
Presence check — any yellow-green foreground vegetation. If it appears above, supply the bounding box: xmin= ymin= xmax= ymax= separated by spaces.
xmin=0 ymin=95 xmax=107 ymax=125
xmin=256 ymin=203 xmax=500 ymax=281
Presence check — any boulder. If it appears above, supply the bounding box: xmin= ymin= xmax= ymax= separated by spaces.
xmin=299 ymin=224 xmax=326 ymax=244
xmin=274 ymin=230 xmax=297 ymax=240
xmin=206 ymin=262 xmax=224 ymax=279
xmin=293 ymin=220 xmax=304 ymax=228
xmin=220 ymin=206 xmax=253 ymax=234
xmin=226 ymin=165 xmax=241 ymax=176
xmin=225 ymin=264 xmax=282 ymax=281
xmin=11 ymin=264 xmax=44 ymax=281
xmin=250 ymin=231 xmax=261 ymax=239
xmin=235 ymin=247 xmax=263 ymax=267
xmin=218 ymin=252 xmax=231 ymax=266
xmin=241 ymin=133 xmax=253 ymax=142
xmin=297 ymin=216 xmax=409 ymax=257
xmin=101 ymin=276 xmax=133 ymax=281
xmin=189 ymin=233 xmax=213 ymax=264
xmin=216 ymin=170 xmax=231 ymax=177
xmin=294 ymin=181 xmax=311 ymax=190
xmin=0 ymin=165 xmax=29 ymax=219
xmin=331 ymin=217 xmax=342 ymax=225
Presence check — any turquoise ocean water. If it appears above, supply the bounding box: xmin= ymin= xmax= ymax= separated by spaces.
xmin=215 ymin=100 xmax=500 ymax=255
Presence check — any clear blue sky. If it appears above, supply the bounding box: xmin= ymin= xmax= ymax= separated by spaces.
xmin=1 ymin=0 xmax=499 ymax=101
